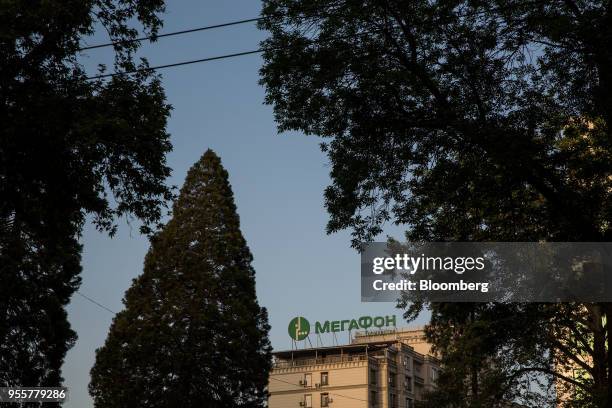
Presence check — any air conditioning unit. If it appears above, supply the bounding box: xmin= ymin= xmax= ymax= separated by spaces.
xmin=315 ymin=383 xmax=321 ymax=388
xmin=299 ymin=380 xmax=305 ymax=386
xmin=299 ymin=402 xmax=305 ymax=407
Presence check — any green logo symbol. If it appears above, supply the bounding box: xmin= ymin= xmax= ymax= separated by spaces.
xmin=288 ymin=316 xmax=310 ymax=341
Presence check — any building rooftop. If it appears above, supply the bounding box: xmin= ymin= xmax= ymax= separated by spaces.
xmin=272 ymin=326 xmax=441 ymax=369
xmin=273 ymin=340 xmax=401 ymax=360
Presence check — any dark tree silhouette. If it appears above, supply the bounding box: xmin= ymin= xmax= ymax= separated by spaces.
xmin=90 ymin=150 xmax=272 ymax=408
xmin=0 ymin=0 xmax=172 ymax=393
xmin=260 ymin=1 xmax=612 ymax=406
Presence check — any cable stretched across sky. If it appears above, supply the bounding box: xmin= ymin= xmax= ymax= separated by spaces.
xmin=85 ymin=49 xmax=265 ymax=80
xmin=84 ymin=27 xmax=385 ymax=80
xmin=79 ymin=2 xmax=530 ymax=52
xmin=82 ymin=3 xmax=528 ymax=81
xmin=78 ymin=17 xmax=263 ymax=51
xmin=75 ymin=291 xmax=116 ymax=314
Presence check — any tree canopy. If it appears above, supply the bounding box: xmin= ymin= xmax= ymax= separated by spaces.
xmin=260 ymin=1 xmax=612 ymax=406
xmin=260 ymin=0 xmax=612 ymax=245
xmin=0 ymin=0 xmax=172 ymax=391
xmin=89 ymin=150 xmax=272 ymax=408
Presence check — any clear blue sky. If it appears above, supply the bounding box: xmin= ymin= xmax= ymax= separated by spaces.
xmin=63 ymin=2 xmax=428 ymax=406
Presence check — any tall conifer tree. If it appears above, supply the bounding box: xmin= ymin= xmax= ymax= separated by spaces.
xmin=89 ymin=150 xmax=271 ymax=408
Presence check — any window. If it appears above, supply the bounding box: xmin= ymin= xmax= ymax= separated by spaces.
xmin=321 ymin=393 xmax=330 ymax=407
xmin=370 ymin=369 xmax=377 ymax=385
xmin=304 ymin=394 xmax=312 ymax=408
xmin=321 ymin=371 xmax=329 ymax=386
xmin=431 ymin=367 xmax=439 ymax=383
xmin=370 ymin=390 xmax=377 ymax=407
xmin=303 ymin=373 xmax=312 ymax=387
xmin=406 ymin=398 xmax=414 ymax=408
xmin=405 ymin=376 xmax=412 ymax=392
xmin=389 ymin=372 xmax=396 ymax=388
xmin=389 ymin=393 xmax=396 ymax=408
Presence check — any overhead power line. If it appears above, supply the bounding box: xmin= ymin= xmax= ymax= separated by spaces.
xmin=75 ymin=291 xmax=116 ymax=314
xmin=79 ymin=1 xmax=539 ymax=53
xmin=84 ymin=28 xmax=385 ymax=80
xmin=86 ymin=49 xmax=264 ymax=80
xmin=79 ymin=1 xmax=548 ymax=53
xmin=82 ymin=2 xmax=545 ymax=81
xmin=79 ymin=17 xmax=263 ymax=51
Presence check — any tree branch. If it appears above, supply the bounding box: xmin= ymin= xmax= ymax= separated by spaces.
xmin=551 ymin=338 xmax=595 ymax=375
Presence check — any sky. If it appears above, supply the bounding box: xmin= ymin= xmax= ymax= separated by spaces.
xmin=63 ymin=2 xmax=428 ymax=406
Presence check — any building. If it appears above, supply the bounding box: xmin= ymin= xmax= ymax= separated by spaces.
xmin=268 ymin=327 xmax=439 ymax=408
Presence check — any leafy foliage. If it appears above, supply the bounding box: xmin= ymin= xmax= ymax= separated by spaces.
xmin=0 ymin=0 xmax=172 ymax=392
xmin=260 ymin=0 xmax=612 ymax=406
xmin=259 ymin=0 xmax=612 ymax=245
xmin=89 ymin=150 xmax=272 ymax=408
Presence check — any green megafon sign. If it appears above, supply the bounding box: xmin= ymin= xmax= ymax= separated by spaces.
xmin=288 ymin=316 xmax=311 ymax=341
xmin=288 ymin=315 xmax=396 ymax=339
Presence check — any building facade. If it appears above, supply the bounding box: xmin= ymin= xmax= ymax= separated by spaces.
xmin=268 ymin=327 xmax=439 ymax=408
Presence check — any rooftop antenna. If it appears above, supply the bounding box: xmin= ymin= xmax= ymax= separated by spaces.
xmin=316 ymin=333 xmax=323 ymax=348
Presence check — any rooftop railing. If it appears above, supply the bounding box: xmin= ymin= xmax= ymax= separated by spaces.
xmin=272 ymin=353 xmax=376 ymax=369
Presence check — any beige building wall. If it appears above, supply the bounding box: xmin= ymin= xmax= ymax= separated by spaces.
xmin=268 ymin=327 xmax=439 ymax=408
xmin=269 ymin=359 xmax=369 ymax=407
